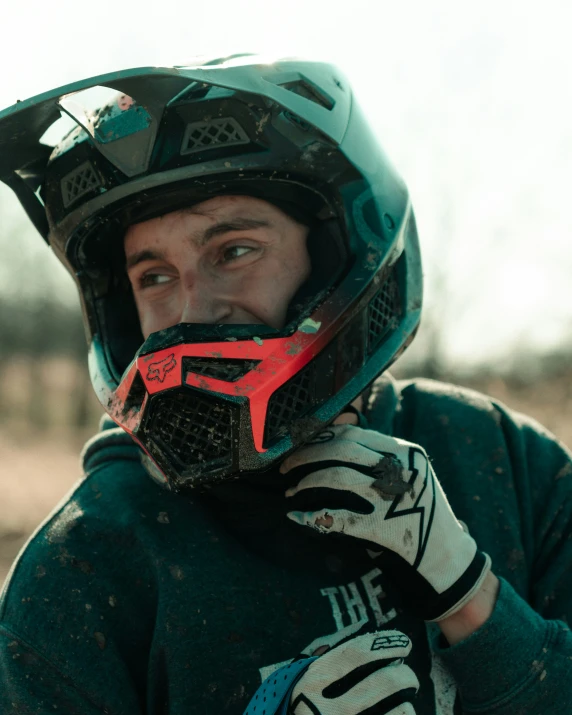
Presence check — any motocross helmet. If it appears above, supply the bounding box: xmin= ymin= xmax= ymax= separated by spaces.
xmin=0 ymin=54 xmax=422 ymax=490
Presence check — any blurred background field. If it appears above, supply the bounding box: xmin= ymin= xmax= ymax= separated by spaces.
xmin=1 ymin=0 xmax=572 ymax=587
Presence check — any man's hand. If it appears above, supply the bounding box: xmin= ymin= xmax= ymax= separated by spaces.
xmin=290 ymin=631 xmax=419 ymax=714
xmin=282 ymin=424 xmax=491 ymax=622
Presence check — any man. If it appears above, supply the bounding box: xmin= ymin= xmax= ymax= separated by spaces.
xmin=0 ymin=55 xmax=571 ymax=714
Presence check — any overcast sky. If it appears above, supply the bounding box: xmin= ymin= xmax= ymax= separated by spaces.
xmin=1 ymin=0 xmax=571 ymax=370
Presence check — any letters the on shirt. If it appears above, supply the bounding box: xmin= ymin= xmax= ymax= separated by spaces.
xmin=258 ymin=566 xmax=458 ymax=713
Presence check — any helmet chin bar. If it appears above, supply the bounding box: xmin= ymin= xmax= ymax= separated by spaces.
xmin=102 ymin=309 xmax=345 ymax=488
xmin=117 ymin=327 xmax=320 ymax=443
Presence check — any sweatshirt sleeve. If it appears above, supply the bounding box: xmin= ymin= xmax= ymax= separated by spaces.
xmin=0 ymin=469 xmax=156 ymax=715
xmin=431 ymin=404 xmax=572 ymax=714
xmin=0 ymin=623 xmax=126 ymax=715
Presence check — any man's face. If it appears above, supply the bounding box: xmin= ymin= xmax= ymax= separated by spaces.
xmin=124 ymin=195 xmax=312 ymax=339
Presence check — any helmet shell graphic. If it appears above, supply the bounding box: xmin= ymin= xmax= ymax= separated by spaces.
xmin=0 ymin=55 xmax=422 ymax=489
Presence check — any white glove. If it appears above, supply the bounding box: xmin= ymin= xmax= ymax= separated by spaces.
xmin=282 ymin=424 xmax=491 ymax=621
xmin=289 ymin=630 xmax=419 ymax=714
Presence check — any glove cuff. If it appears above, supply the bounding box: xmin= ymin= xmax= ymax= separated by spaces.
xmin=375 ymin=549 xmax=492 ymax=622
xmin=427 ymin=551 xmax=492 ymax=622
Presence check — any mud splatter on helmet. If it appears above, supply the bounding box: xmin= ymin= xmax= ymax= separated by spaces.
xmin=0 ymin=55 xmax=422 ymax=490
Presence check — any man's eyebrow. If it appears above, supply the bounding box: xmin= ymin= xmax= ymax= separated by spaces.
xmin=125 ymin=249 xmax=165 ymax=271
xmin=125 ymin=217 xmax=271 ymax=269
xmin=199 ymin=217 xmax=271 ymax=245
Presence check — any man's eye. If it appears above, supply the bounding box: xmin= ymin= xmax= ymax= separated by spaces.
xmin=221 ymin=245 xmax=254 ymax=263
xmin=139 ymin=273 xmax=172 ymax=288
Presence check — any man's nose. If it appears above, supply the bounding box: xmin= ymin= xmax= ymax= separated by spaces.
xmin=179 ymin=283 xmax=232 ymax=325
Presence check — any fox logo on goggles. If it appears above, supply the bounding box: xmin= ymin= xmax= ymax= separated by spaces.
xmin=147 ymin=354 xmax=177 ymax=383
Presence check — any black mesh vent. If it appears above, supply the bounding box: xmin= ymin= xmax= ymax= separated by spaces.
xmin=145 ymin=390 xmax=233 ymax=471
xmin=264 ymin=362 xmax=314 ymax=445
xmin=180 ymin=117 xmax=250 ymax=155
xmin=61 ymin=161 xmax=101 ymax=207
xmin=183 ymin=357 xmax=260 ymax=382
xmin=368 ymin=272 xmax=401 ymax=352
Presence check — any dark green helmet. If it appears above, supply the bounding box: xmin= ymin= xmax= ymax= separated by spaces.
xmin=0 ymin=55 xmax=422 ymax=489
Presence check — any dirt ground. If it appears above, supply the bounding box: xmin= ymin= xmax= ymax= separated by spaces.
xmin=0 ymin=374 xmax=571 ymax=589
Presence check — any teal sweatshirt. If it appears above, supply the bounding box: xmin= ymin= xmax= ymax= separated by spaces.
xmin=1 ymin=375 xmax=572 ymax=714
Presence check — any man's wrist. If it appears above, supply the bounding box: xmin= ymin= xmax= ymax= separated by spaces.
xmin=437 ymin=571 xmax=500 ymax=646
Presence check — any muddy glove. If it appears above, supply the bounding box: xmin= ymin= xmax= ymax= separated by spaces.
xmin=283 ymin=424 xmax=491 ymax=621
xmin=289 ymin=630 xmax=419 ymax=714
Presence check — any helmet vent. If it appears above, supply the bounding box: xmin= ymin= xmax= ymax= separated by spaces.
xmin=263 ymin=341 xmax=337 ymax=448
xmin=123 ymin=371 xmax=147 ymax=415
xmin=264 ymin=361 xmax=314 ymax=445
xmin=367 ymin=271 xmax=401 ymax=352
xmin=180 ymin=117 xmax=250 ymax=156
xmin=61 ymin=161 xmax=101 ymax=208
xmin=279 ymin=80 xmax=334 ymax=110
xmin=145 ymin=390 xmax=233 ymax=473
xmin=183 ymin=357 xmax=260 ymax=382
